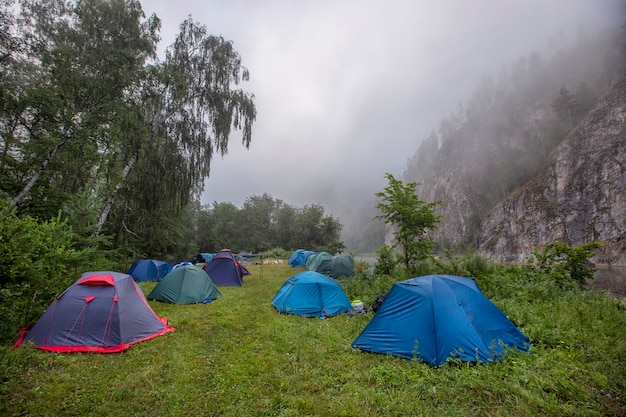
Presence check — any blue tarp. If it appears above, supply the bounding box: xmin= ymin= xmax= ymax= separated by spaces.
xmin=272 ymin=271 xmax=352 ymax=317
xmin=352 ymin=275 xmax=529 ymax=365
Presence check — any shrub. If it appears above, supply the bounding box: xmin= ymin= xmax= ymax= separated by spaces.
xmin=0 ymin=201 xmax=84 ymax=343
xmin=262 ymin=247 xmax=289 ymax=260
xmin=374 ymin=244 xmax=396 ymax=275
xmin=528 ymin=241 xmax=603 ymax=288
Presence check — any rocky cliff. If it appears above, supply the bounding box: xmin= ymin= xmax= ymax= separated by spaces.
xmin=477 ymin=73 xmax=626 ymax=265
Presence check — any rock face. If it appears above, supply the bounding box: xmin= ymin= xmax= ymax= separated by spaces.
xmin=477 ymin=74 xmax=626 ymax=265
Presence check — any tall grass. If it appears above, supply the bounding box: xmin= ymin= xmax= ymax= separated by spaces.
xmin=1 ymin=263 xmax=625 ymax=416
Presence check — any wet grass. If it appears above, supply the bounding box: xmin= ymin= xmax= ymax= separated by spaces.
xmin=1 ymin=263 xmax=625 ymax=416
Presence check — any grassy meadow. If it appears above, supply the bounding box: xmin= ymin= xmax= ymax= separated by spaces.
xmin=1 ymin=262 xmax=625 ymax=416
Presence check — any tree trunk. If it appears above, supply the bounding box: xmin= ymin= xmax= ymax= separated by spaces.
xmin=11 ymin=136 xmax=70 ymax=206
xmin=92 ymin=154 xmax=137 ymax=237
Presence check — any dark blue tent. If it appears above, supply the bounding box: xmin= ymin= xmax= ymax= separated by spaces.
xmin=272 ymin=271 xmax=352 ymax=317
xmin=288 ymin=249 xmax=317 ymax=267
xmin=352 ymin=275 xmax=529 ymax=365
xmin=127 ymin=259 xmax=172 ymax=282
xmin=203 ymin=249 xmax=244 ymax=286
xmin=14 ymin=272 xmax=175 ymax=353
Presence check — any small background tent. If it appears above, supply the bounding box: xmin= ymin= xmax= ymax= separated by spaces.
xmin=271 ymin=271 xmax=352 ymax=317
xmin=14 ymin=271 xmax=175 ymax=353
xmin=127 ymin=259 xmax=172 ymax=282
xmin=148 ymin=264 xmax=222 ymax=304
xmin=288 ymin=249 xmax=317 ymax=267
xmin=315 ymin=255 xmax=355 ymax=279
xmin=305 ymin=251 xmax=333 ymax=272
xmin=203 ymin=249 xmax=244 ymax=286
xmin=352 ymin=275 xmax=529 ymax=365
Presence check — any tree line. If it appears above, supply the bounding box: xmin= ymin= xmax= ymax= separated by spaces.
xmin=190 ymin=193 xmax=344 ymax=256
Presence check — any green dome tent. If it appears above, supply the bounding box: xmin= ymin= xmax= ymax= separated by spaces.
xmin=306 ymin=252 xmax=355 ymax=279
xmin=316 ymin=255 xmax=355 ymax=279
xmin=305 ymin=252 xmax=333 ymax=272
xmin=148 ymin=265 xmax=222 ymax=304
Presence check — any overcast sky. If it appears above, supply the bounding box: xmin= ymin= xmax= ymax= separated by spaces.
xmin=141 ymin=0 xmax=623 ymax=221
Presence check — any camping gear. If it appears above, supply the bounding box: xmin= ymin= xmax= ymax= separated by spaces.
xmin=127 ymin=259 xmax=172 ymax=282
xmin=172 ymin=261 xmax=193 ymax=270
xmin=371 ymin=294 xmax=387 ymax=312
xmin=191 ymin=253 xmax=206 ymax=264
xmin=14 ymin=271 xmax=175 ymax=353
xmin=203 ymin=249 xmax=245 ymax=286
xmin=288 ymin=249 xmax=317 ymax=267
xmin=272 ymin=271 xmax=352 ymax=317
xmin=352 ymin=275 xmax=529 ymax=365
xmin=148 ymin=264 xmax=222 ymax=304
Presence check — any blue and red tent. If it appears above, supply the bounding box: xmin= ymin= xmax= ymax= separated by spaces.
xmin=14 ymin=271 xmax=175 ymax=353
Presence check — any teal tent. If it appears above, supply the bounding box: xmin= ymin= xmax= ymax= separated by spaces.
xmin=305 ymin=252 xmax=333 ymax=272
xmin=148 ymin=265 xmax=221 ymax=304
xmin=272 ymin=271 xmax=352 ymax=317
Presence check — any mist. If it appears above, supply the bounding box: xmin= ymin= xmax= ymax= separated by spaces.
xmin=140 ymin=0 xmax=624 ymax=229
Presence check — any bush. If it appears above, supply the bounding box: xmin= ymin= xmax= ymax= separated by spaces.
xmin=0 ymin=201 xmax=84 ymax=344
xmin=374 ymin=244 xmax=396 ymax=275
xmin=528 ymin=241 xmax=603 ymax=288
xmin=262 ymin=247 xmax=289 ymax=260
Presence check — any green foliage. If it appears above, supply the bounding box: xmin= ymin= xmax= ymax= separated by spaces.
xmin=262 ymin=247 xmax=289 ymax=260
xmin=197 ymin=196 xmax=344 ymax=255
xmin=435 ymin=249 xmax=496 ymax=278
xmin=376 ymin=173 xmax=442 ymax=270
xmin=1 ymin=1 xmax=258 ymax=261
xmin=0 ymin=200 xmax=84 ymax=343
xmin=374 ymin=244 xmax=396 ymax=275
xmin=529 ymin=241 xmax=603 ymax=288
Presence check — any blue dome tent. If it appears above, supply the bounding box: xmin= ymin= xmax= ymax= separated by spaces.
xmin=272 ymin=271 xmax=352 ymax=317
xmin=352 ymin=275 xmax=529 ymax=365
xmin=126 ymin=259 xmax=172 ymax=282
xmin=288 ymin=249 xmax=317 ymax=267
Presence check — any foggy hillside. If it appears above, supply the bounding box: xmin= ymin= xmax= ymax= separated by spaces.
xmin=364 ymin=24 xmax=626 ymax=256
